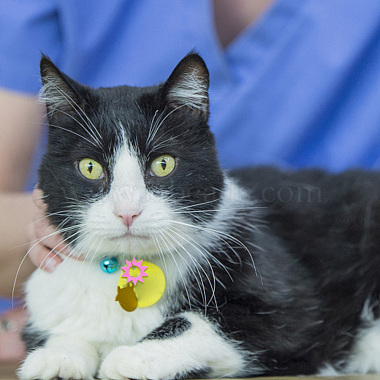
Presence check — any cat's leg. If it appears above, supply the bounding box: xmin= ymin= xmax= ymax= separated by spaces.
xmin=99 ymin=312 xmax=248 ymax=380
xmin=19 ymin=334 xmax=99 ymax=380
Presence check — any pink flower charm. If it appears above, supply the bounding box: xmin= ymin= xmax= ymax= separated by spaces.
xmin=121 ymin=258 xmax=148 ymax=285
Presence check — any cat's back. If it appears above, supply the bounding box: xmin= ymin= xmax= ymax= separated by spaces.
xmin=230 ymin=166 xmax=380 ymax=203
xmin=230 ymin=165 xmax=380 ymax=284
xmin=230 ymin=166 xmax=380 ymax=220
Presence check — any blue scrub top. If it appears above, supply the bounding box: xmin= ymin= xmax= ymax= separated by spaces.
xmin=2 ymin=0 xmax=380 ymax=310
xmin=0 ymin=300 xmax=12 ymax=315
xmin=2 ymin=0 xmax=380 ymax=177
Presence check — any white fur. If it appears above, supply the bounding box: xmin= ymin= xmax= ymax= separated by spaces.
xmin=168 ymin=69 xmax=208 ymax=114
xmin=19 ymin=336 xmax=98 ymax=380
xmin=40 ymin=76 xmax=104 ymax=150
xmin=99 ymin=312 xmax=246 ymax=380
xmin=24 ymin=260 xmax=165 ymax=351
xmin=39 ymin=76 xmax=71 ymax=113
xmin=346 ymin=318 xmax=380 ymax=373
xmin=317 ymin=364 xmax=344 ymax=376
xmin=20 ymin=259 xmax=166 ymax=379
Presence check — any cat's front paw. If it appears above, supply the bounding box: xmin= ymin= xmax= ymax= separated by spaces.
xmin=19 ymin=347 xmax=97 ymax=380
xmin=99 ymin=345 xmax=179 ymax=380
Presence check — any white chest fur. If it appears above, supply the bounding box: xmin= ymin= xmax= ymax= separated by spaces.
xmin=25 ymin=259 xmax=165 ymax=357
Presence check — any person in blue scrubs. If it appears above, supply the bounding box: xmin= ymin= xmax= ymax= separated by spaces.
xmin=2 ymin=0 xmax=380 ymax=360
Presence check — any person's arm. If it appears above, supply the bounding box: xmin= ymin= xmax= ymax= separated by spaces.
xmin=0 ymin=88 xmax=43 ymax=297
xmin=0 ymin=88 xmax=68 ymax=298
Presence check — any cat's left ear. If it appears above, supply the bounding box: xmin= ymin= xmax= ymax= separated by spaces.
xmin=163 ymin=53 xmax=209 ymax=121
xmin=39 ymin=55 xmax=85 ymax=123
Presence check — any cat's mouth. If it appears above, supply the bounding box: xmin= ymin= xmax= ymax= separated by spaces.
xmin=110 ymin=231 xmax=150 ymax=241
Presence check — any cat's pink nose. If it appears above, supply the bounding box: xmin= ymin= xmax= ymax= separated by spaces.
xmin=116 ymin=210 xmax=141 ymax=228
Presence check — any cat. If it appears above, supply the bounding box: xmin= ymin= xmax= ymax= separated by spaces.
xmin=19 ymin=53 xmax=380 ymax=379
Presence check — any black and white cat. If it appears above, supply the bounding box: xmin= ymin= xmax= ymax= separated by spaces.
xmin=20 ymin=53 xmax=380 ymax=379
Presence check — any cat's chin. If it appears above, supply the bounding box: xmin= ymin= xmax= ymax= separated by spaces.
xmin=110 ymin=234 xmax=156 ymax=256
xmin=74 ymin=233 xmax=159 ymax=260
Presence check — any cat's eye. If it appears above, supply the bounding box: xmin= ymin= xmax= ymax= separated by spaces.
xmin=150 ymin=155 xmax=176 ymax=177
xmin=78 ymin=158 xmax=104 ymax=180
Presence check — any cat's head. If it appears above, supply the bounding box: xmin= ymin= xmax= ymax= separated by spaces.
xmin=38 ymin=53 xmax=225 ymax=261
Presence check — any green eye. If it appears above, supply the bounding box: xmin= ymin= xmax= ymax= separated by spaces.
xmin=150 ymin=155 xmax=176 ymax=177
xmin=78 ymin=158 xmax=104 ymax=180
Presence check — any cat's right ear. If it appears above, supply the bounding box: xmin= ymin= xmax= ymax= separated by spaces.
xmin=163 ymin=53 xmax=210 ymax=121
xmin=40 ymin=55 xmax=82 ymax=122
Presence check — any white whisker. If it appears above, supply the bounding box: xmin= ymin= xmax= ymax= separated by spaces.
xmin=48 ymin=123 xmax=100 ymax=148
xmin=164 ymin=228 xmax=209 ymax=310
xmin=42 ymin=80 xmax=103 ymax=148
xmin=170 ymin=225 xmax=233 ymax=284
xmin=158 ymin=232 xmax=193 ymax=309
xmin=169 ymin=219 xmax=257 ymax=274
xmin=165 ymin=226 xmax=218 ymax=311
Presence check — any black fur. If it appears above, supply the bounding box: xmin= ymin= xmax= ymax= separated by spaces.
xmin=22 ymin=323 xmax=49 ymax=352
xmin=143 ymin=317 xmax=191 ymax=340
xmin=26 ymin=53 xmax=380 ymax=377
xmin=175 ymin=368 xmax=211 ymax=380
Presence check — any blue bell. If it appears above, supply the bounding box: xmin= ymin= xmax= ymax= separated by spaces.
xmin=100 ymin=257 xmax=118 ymax=273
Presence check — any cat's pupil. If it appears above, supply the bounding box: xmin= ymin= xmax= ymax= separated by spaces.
xmin=88 ymin=162 xmax=93 ymax=173
xmin=161 ymin=159 xmax=167 ymax=171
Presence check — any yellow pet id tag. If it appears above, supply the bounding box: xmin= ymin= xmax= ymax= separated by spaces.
xmin=115 ymin=258 xmax=165 ymax=312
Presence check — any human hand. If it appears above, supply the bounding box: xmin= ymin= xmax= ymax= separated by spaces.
xmin=0 ymin=306 xmax=28 ymax=362
xmin=28 ymin=188 xmax=72 ymax=271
